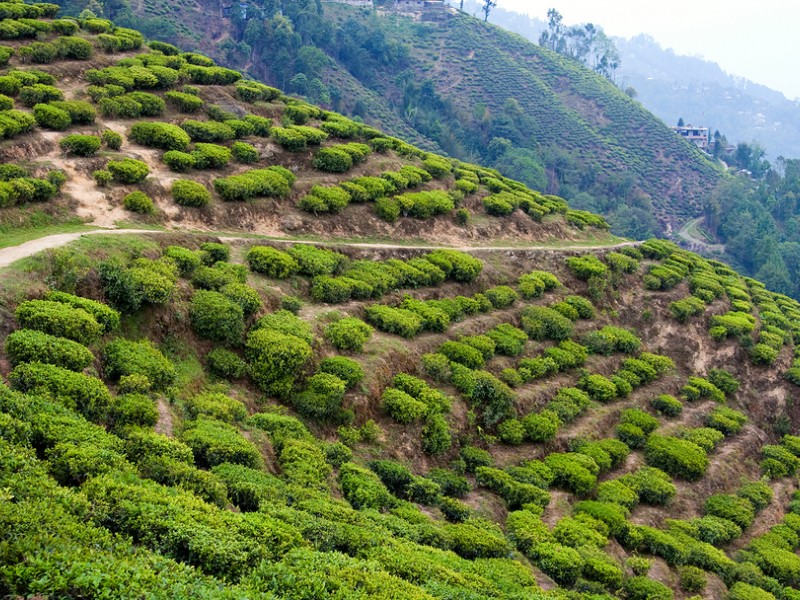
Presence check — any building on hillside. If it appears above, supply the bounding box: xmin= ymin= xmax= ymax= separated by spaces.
xmin=670 ymin=125 xmax=709 ymax=151
xmin=322 ymin=0 xmax=374 ymax=6
xmin=392 ymin=0 xmax=449 ymax=20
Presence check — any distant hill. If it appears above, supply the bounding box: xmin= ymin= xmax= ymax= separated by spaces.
xmin=460 ymin=0 xmax=800 ymax=161
xmin=616 ymin=35 xmax=800 ymax=161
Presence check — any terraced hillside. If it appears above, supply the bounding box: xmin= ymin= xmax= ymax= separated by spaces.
xmin=0 ymin=9 xmax=612 ymax=247
xmin=2 ymin=7 xmax=800 ymax=600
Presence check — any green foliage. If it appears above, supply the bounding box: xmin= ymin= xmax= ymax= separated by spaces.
xmin=670 ymin=296 xmax=706 ymax=322
xmin=645 ymin=435 xmax=708 ymax=480
xmin=171 ymin=179 xmax=211 ymax=207
xmin=339 ymin=462 xmax=395 ymax=510
xmin=324 ymin=317 xmax=373 ymax=352
xmin=190 ymin=290 xmax=244 ymax=345
xmin=181 ymin=418 xmax=262 ymax=469
xmin=623 ymin=576 xmax=673 ymax=600
xmin=583 ymin=326 xmax=641 ymax=355
xmin=651 ymin=394 xmax=682 ymax=417
xmin=246 ymin=328 xmax=312 ymax=398
xmin=59 ymin=133 xmax=101 ymax=156
xmin=521 ymin=306 xmax=573 ymax=341
xmin=129 ymin=121 xmax=190 ymax=151
xmin=186 ymin=392 xmax=247 ymax=423
xmin=104 ymin=339 xmax=176 ymax=390
xmin=619 ymin=467 xmax=676 ymax=505
xmin=33 ymin=103 xmax=71 ymax=130
xmin=364 ymin=305 xmax=423 ymax=338
xmin=214 ymin=166 xmax=293 ymax=201
xmin=293 ymin=373 xmax=346 ymax=421
xmin=206 ymin=348 xmax=247 ymax=380
xmin=705 ymin=493 xmax=755 ymax=529
xmin=191 ymin=143 xmax=231 ymax=169
xmin=706 ymin=406 xmax=747 ymax=435
xmin=318 ymin=357 xmax=363 ymax=389
xmin=422 ymin=413 xmax=452 ymax=455
xmin=531 ymin=543 xmax=584 ymax=585
xmin=16 ymin=299 xmax=102 ymax=345
xmin=522 ymin=410 xmax=560 ymax=443
xmin=566 ymin=255 xmax=608 ymax=280
xmin=498 ymin=418 xmax=525 ymax=445
xmin=107 ymin=157 xmax=149 ymax=184
xmin=544 ymin=452 xmax=599 ymax=495
xmin=9 ymin=362 xmax=111 ymax=422
xmin=5 ymin=329 xmax=93 ymax=372
xmin=122 ymin=191 xmax=154 ymax=214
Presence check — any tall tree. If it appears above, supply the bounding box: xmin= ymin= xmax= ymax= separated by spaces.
xmin=481 ymin=0 xmax=496 ymax=22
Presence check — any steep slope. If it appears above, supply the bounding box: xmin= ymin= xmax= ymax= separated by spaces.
xmin=3 ymin=9 xmax=800 ymax=600
xmin=0 ymin=15 xmax=613 ymax=247
xmin=56 ymin=0 xmax=723 ymax=235
xmin=617 ymin=35 xmax=800 ymax=161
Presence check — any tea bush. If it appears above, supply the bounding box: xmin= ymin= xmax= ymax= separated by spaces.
xmin=324 ymin=317 xmax=373 ymax=352
xmin=181 ymin=418 xmax=262 ymax=470
xmin=59 ymin=133 xmax=101 ymax=156
xmin=129 ymin=121 xmax=190 ymax=151
xmin=172 ymin=179 xmax=211 ymax=207
xmin=104 ymin=339 xmax=176 ymax=390
xmin=245 ymin=328 xmax=312 ymax=398
xmin=206 ymin=348 xmax=247 ymax=380
xmin=293 ymin=373 xmax=346 ymax=421
xmin=5 ymin=328 xmax=93 ymax=372
xmin=122 ymin=191 xmax=154 ymax=214
xmin=16 ymin=299 xmax=102 ymax=345
xmin=566 ymin=255 xmax=608 ymax=280
xmin=645 ymin=435 xmax=708 ymax=480
xmin=9 ymin=361 xmax=111 ymax=422
xmin=186 ymin=392 xmax=247 ymax=423
xmin=318 ymin=357 xmax=364 ymax=389
xmin=107 ymin=157 xmax=149 ymax=183
xmin=521 ymin=306 xmax=573 ymax=341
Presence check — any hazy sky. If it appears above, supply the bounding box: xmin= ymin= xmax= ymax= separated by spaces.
xmin=498 ymin=0 xmax=800 ymax=100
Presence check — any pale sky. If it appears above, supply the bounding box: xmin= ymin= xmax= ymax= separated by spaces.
xmin=498 ymin=0 xmax=800 ymax=101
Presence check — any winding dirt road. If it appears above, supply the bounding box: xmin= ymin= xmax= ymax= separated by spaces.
xmin=0 ymin=228 xmax=640 ymax=269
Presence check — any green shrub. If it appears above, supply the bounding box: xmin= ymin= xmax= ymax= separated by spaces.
xmin=298 ymin=185 xmax=350 ymax=214
xmin=579 ymin=373 xmax=618 ymax=402
xmin=191 ymin=142 xmax=231 ymax=169
xmin=103 ymin=338 xmax=175 ymax=390
xmin=671 ymin=296 xmax=706 ymax=322
xmin=623 ymin=576 xmax=673 ymax=600
xmin=93 ymin=169 xmax=113 ymax=186
xmin=186 ymin=392 xmax=247 ymax=423
xmin=324 ymin=317 xmax=373 ymax=352
xmin=180 ymin=119 xmax=235 ymax=142
xmin=9 ymin=362 xmax=111 ymax=423
xmin=313 ymin=147 xmax=353 ymax=172
xmin=339 ymin=462 xmax=395 ymax=510
xmin=107 ymin=157 xmax=149 ymax=183
xmin=122 ymin=191 xmax=154 ymax=214
xmin=422 ymin=414 xmax=452 ymax=455
xmin=129 ymin=121 xmax=190 ymax=151
xmin=645 ymin=435 xmax=708 ymax=480
xmin=566 ymin=255 xmax=608 ymax=280
xmin=189 ymin=290 xmax=244 ymax=345
xmin=33 ymin=103 xmax=71 ymax=130
xmin=293 ymin=372 xmax=347 ymax=421
xmin=246 ymin=328 xmax=312 ymax=397
xmin=214 ymin=167 xmax=292 ymax=201
xmin=5 ymin=329 xmax=94 ymax=372
xmin=544 ymin=452 xmax=599 ymax=495
xmin=15 ymin=299 xmax=102 ymax=345
xmin=522 ymin=410 xmax=560 ymax=443
xmin=752 ymin=343 xmax=779 ymax=365
xmin=231 ymin=141 xmax=259 ymax=163
xmin=382 ymin=388 xmax=427 ymax=423
xmin=165 ymin=90 xmax=204 ymax=112
xmin=705 ymin=494 xmax=755 ymax=529
xmin=318 ymin=357 xmax=363 ymax=389
xmin=45 ymin=292 xmax=119 ymax=335
xmin=651 ymin=394 xmax=683 ymax=417
xmin=181 ymin=418 xmax=262 ymax=469
xmin=583 ymin=326 xmax=641 ymax=355
xmin=110 ymin=392 xmax=158 ymax=428
xmin=205 ymin=348 xmax=246 ymax=380
xmin=461 ymin=446 xmax=493 ymax=473
xmin=532 ymin=542 xmax=584 ymax=585
xmin=364 ymin=305 xmax=423 ymax=338
xmin=59 ymin=133 xmax=101 ymax=156
xmin=619 ymin=467 xmax=676 ymax=505
xmin=620 ymin=408 xmax=659 ymax=434
xmin=171 ymin=179 xmax=210 ymax=207
xmin=738 ymin=481 xmax=773 ymax=511
xmin=727 ymin=582 xmax=778 ymax=600
xmin=498 ymin=418 xmax=525 ymax=445
xmin=521 ymin=306 xmax=573 ymax=341
xmin=163 ymin=150 xmax=196 ymax=172
xmin=706 ymin=406 xmax=747 ymax=436
xmin=244 ymin=246 xmax=296 ymax=279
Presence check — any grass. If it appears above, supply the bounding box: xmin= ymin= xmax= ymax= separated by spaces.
xmin=0 ymin=222 xmax=98 ymax=250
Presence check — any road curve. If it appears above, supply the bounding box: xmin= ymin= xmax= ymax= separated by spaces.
xmin=0 ymin=228 xmax=639 ymax=269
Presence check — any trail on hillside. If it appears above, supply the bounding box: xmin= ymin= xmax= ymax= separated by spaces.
xmin=0 ymin=229 xmax=639 ymax=269
xmin=676 ymin=217 xmax=726 ymax=253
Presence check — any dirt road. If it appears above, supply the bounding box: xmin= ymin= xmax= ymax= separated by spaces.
xmin=0 ymin=228 xmax=640 ymax=269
